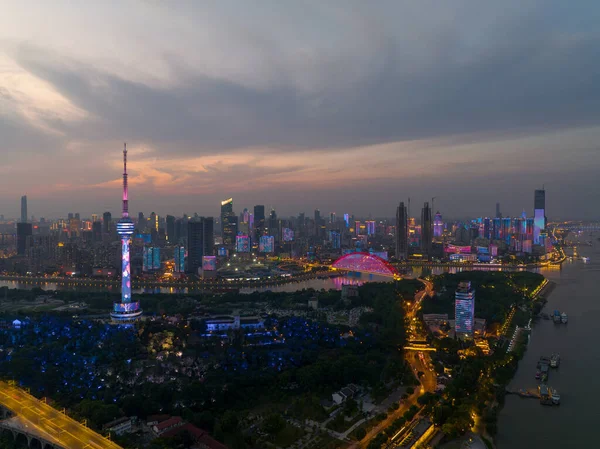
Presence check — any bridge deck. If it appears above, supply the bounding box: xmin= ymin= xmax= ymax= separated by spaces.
xmin=0 ymin=381 xmax=123 ymax=449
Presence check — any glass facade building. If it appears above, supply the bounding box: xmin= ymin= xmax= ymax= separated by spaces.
xmin=455 ymin=281 xmax=475 ymax=338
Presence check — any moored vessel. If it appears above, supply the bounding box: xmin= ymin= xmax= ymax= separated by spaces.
xmin=550 ymin=353 xmax=560 ymax=368
xmin=561 ymin=312 xmax=568 ymax=324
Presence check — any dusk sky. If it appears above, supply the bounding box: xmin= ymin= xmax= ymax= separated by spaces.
xmin=1 ymin=1 xmax=599 ymax=220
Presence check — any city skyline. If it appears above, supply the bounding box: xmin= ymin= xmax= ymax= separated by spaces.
xmin=1 ymin=2 xmax=600 ymax=219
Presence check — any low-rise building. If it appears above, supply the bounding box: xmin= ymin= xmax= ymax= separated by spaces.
xmin=103 ymin=417 xmax=133 ymax=435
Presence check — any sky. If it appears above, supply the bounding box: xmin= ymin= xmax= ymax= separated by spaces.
xmin=1 ymin=0 xmax=599 ymax=220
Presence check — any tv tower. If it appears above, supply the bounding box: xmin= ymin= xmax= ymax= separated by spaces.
xmin=111 ymin=143 xmax=142 ymax=322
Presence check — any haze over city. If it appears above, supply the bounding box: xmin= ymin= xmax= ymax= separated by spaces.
xmin=1 ymin=1 xmax=599 ymax=219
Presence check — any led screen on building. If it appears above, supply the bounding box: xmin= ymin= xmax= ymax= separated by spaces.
xmin=236 ymin=235 xmax=250 ymax=253
xmin=217 ymin=247 xmax=227 ymax=257
xmin=259 ymin=235 xmax=275 ymax=253
xmin=202 ymin=255 xmax=217 ymax=271
xmin=282 ymin=228 xmax=294 ymax=242
xmin=174 ymin=246 xmax=185 ymax=273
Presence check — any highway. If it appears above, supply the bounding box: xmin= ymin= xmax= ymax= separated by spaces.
xmin=0 ymin=381 xmax=123 ymax=449
xmin=353 ymin=279 xmax=437 ymax=449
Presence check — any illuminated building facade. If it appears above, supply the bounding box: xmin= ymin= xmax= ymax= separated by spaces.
xmin=455 ymin=281 xmax=475 ymax=338
xmin=174 ymin=246 xmax=185 ymax=273
xmin=221 ymin=198 xmax=236 ymax=246
xmin=143 ymin=246 xmax=161 ymax=272
xmin=433 ymin=211 xmax=443 ymax=238
xmin=236 ymin=235 xmax=250 ymax=252
xmin=395 ymin=202 xmax=408 ymax=260
xmin=343 ymin=213 xmax=350 ymax=228
xmin=111 ymin=144 xmax=142 ymax=323
xmin=259 ymin=235 xmax=275 ymax=253
xmin=366 ymin=220 xmax=376 ymax=236
xmin=533 ymin=189 xmax=546 ymax=244
xmin=421 ymin=202 xmax=432 ymax=257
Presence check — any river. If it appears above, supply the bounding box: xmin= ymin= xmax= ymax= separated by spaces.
xmin=497 ymin=236 xmax=599 ymax=448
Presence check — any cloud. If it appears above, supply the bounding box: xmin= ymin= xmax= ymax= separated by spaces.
xmin=0 ymin=1 xmax=599 ymax=218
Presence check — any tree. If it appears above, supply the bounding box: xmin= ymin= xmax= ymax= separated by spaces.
xmin=355 ymin=427 xmax=367 ymax=440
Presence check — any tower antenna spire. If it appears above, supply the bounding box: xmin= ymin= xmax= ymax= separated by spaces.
xmin=122 ymin=142 xmax=128 ymax=218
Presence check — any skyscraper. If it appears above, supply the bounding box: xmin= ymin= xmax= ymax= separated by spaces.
xmin=103 ymin=212 xmax=112 ymax=234
xmin=455 ymin=281 xmax=475 ymax=339
xmin=533 ymin=189 xmax=546 ymax=244
xmin=433 ymin=211 xmax=443 ymax=238
xmin=420 ymin=202 xmax=432 ymax=257
xmin=111 ymin=144 xmax=142 ymax=323
xmin=20 ymin=195 xmax=27 ymax=223
xmin=166 ymin=215 xmax=175 ymax=242
xmin=16 ymin=222 xmax=32 ymax=256
xmin=495 ymin=202 xmax=501 ymax=219
xmin=253 ymin=205 xmax=265 ymax=242
xmin=221 ymin=198 xmax=235 ymax=246
xmin=395 ymin=202 xmax=408 ymax=260
xmin=187 ymin=217 xmax=214 ymax=275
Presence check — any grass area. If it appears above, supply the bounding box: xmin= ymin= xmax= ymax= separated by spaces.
xmin=305 ymin=432 xmax=348 ymax=449
xmin=326 ymin=412 xmax=363 ymax=433
xmin=271 ymin=423 xmax=305 ymax=447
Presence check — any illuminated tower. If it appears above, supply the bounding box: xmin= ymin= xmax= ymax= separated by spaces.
xmin=111 ymin=143 xmax=142 ymax=323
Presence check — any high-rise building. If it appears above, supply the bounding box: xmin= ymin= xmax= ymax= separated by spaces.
xmin=103 ymin=212 xmax=112 ymax=234
xmin=330 ymin=212 xmax=336 ymax=224
xmin=395 ymin=202 xmax=408 ymax=260
xmin=92 ymin=221 xmax=102 ymax=243
xmin=221 ymin=198 xmax=235 ymax=246
xmin=174 ymin=246 xmax=185 ymax=273
xmin=187 ymin=217 xmax=214 ymax=274
xmin=455 ymin=281 xmax=475 ymax=338
xmin=253 ymin=205 xmax=265 ymax=241
xmin=495 ymin=202 xmax=501 ymax=219
xmin=533 ymin=189 xmax=546 ymax=244
xmin=433 ymin=211 xmax=443 ymax=238
xmin=142 ymin=246 xmax=161 ymax=272
xmin=20 ymin=195 xmax=27 ymax=223
xmin=166 ymin=215 xmax=175 ymax=242
xmin=421 ymin=202 xmax=432 ymax=257
xmin=343 ymin=213 xmax=350 ymax=228
xmin=111 ymin=143 xmax=142 ymax=323
xmin=16 ymin=222 xmax=32 ymax=256
xmin=366 ymin=220 xmax=376 ymax=236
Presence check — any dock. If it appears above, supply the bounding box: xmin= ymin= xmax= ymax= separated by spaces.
xmin=506 ymin=388 xmax=540 ymax=399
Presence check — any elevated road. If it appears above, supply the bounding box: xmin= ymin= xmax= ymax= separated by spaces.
xmin=0 ymin=381 xmax=123 ymax=449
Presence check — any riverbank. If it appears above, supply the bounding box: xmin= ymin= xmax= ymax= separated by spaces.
xmin=496 ymin=242 xmax=597 ymax=448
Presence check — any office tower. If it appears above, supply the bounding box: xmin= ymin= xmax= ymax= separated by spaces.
xmin=20 ymin=195 xmax=27 ymax=223
xmin=254 ymin=205 xmax=265 ymax=241
xmin=343 ymin=213 xmax=350 ymax=228
xmin=242 ymin=208 xmax=250 ymax=224
xmin=166 ymin=215 xmax=175 ymax=242
xmin=330 ymin=212 xmax=336 ymax=224
xmin=533 ymin=189 xmax=546 ymax=244
xmin=395 ymin=202 xmax=408 ymax=260
xmin=138 ymin=212 xmax=145 ymax=230
xmin=221 ymin=198 xmax=235 ymax=245
xmin=103 ymin=212 xmax=112 ymax=234
xmin=455 ymin=281 xmax=475 ymax=338
xmin=433 ymin=212 xmax=443 ymax=238
xmin=495 ymin=202 xmax=501 ymax=219
xmin=111 ymin=143 xmax=142 ymax=323
xmin=366 ymin=220 xmax=376 ymax=236
xmin=174 ymin=246 xmax=185 ymax=273
xmin=421 ymin=202 xmax=432 ymax=257
xmin=149 ymin=212 xmax=159 ymax=232
xmin=16 ymin=222 xmax=32 ymax=256
xmin=314 ymin=209 xmax=321 ymax=235
xmin=143 ymin=246 xmax=161 ymax=272
xmin=187 ymin=217 xmax=214 ymax=274
xmin=268 ymin=209 xmax=278 ymax=233
xmin=92 ymin=221 xmax=102 ymax=243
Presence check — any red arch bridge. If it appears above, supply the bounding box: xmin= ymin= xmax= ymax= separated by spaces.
xmin=331 ymin=252 xmax=399 ymax=278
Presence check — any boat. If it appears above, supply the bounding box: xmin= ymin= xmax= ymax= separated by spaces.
xmin=561 ymin=312 xmax=568 ymax=324
xmin=551 ymin=388 xmax=561 ymax=405
xmin=553 ymin=310 xmax=561 ymax=323
xmin=550 ymin=353 xmax=560 ymax=368
xmin=582 ymin=256 xmax=590 ymax=263
xmin=539 ymin=384 xmax=553 ymax=405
